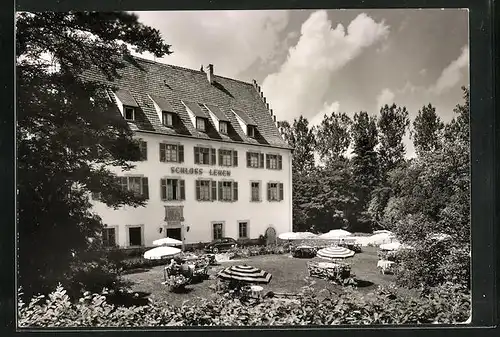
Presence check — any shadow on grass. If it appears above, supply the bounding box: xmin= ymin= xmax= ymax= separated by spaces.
xmin=170 ymin=287 xmax=194 ymax=294
xmin=107 ymin=291 xmax=151 ymax=307
xmin=355 ymin=279 xmax=375 ymax=288
xmin=122 ymin=268 xmax=152 ymax=275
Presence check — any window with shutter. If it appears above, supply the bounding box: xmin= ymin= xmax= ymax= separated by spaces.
xmin=139 ymin=141 xmax=147 ymax=161
xmin=141 ymin=177 xmax=149 ymax=199
xmin=238 ymin=222 xmax=248 ymax=238
xmin=180 ymin=180 xmax=185 ymax=200
xmin=251 ymin=182 xmax=260 ymax=202
xmin=211 ymin=148 xmax=216 ymax=165
xmin=266 ymin=154 xmax=270 ymax=169
xmin=279 ymin=183 xmax=284 ymax=201
xmin=259 ymin=153 xmax=264 ymax=168
xmin=233 ymin=182 xmax=238 ymax=201
xmin=233 ymin=150 xmax=238 ymax=167
xmin=194 ymin=147 xmax=200 ymax=164
xmin=198 ymin=180 xmax=211 ymax=201
xmin=278 ymin=155 xmax=282 ymax=170
xmin=211 ymin=180 xmax=217 ymax=201
xmin=195 ymin=180 xmax=201 ymax=200
xmin=178 ymin=145 xmax=184 ymax=163
xmin=219 ymin=149 xmax=233 ymax=166
xmin=160 ymin=179 xmax=167 ymax=200
xmin=247 ymin=152 xmax=260 ymax=168
xmin=267 ymin=154 xmax=279 ymax=170
xmin=160 ymin=143 xmax=179 ymax=162
xmin=218 ymin=181 xmax=223 ymax=201
xmin=268 ymin=182 xmax=279 ymax=201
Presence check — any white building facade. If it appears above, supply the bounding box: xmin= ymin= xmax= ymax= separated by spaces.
xmin=88 ymin=58 xmax=292 ymax=248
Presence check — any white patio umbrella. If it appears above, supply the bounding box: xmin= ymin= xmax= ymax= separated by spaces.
xmin=379 ymin=242 xmax=414 ymax=251
xmin=366 ymin=232 xmax=395 ymax=246
xmin=316 ymin=246 xmax=355 ymax=260
xmin=143 ymin=246 xmax=181 ymax=260
xmin=319 ymin=229 xmax=352 ymax=240
xmin=278 ymin=232 xmax=317 ymax=240
xmin=152 ymin=237 xmax=183 ymax=246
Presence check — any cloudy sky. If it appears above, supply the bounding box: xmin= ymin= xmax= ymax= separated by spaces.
xmin=133 ymin=9 xmax=469 ymax=157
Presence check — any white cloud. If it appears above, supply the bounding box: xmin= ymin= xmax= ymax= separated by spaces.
xmin=261 ymin=11 xmax=389 ymax=122
xmin=309 ymin=101 xmax=340 ymax=128
xmin=430 ymin=45 xmax=469 ymax=95
xmin=134 ymin=10 xmax=289 ymax=78
xmin=376 ymin=88 xmax=396 ymax=109
xmin=419 ymin=68 xmax=427 ymax=76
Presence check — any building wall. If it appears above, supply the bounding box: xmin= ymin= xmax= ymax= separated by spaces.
xmin=92 ymin=131 xmax=292 ymax=247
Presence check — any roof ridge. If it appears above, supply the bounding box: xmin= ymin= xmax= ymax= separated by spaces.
xmin=130 ymin=55 xmax=257 ymax=87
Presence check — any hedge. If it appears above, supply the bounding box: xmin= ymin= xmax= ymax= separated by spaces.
xmin=18 ymin=282 xmax=470 ymax=327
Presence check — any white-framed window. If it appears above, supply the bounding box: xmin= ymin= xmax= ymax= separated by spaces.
xmin=196 ymin=117 xmax=206 ymax=131
xmin=160 ymin=178 xmax=185 ymax=201
xmin=251 ymin=181 xmax=261 ymax=202
xmin=246 ymin=151 xmax=264 ymax=168
xmin=219 ymin=121 xmax=228 ymax=134
xmin=267 ymin=182 xmax=284 ymax=202
xmin=160 ymin=143 xmax=184 ymax=163
xmin=247 ymin=125 xmax=255 ymax=138
xmin=124 ymin=106 xmax=135 ymax=121
xmin=127 ymin=225 xmax=144 ymax=247
xmin=102 ymin=227 xmax=117 ymax=247
xmin=218 ymin=149 xmax=237 ymax=167
xmin=218 ymin=180 xmax=238 ymax=202
xmin=194 ymin=146 xmax=216 ymax=165
xmin=162 ymin=112 xmax=174 ymax=127
xmin=117 ymin=176 xmax=149 ymax=199
xmin=266 ymin=154 xmax=282 ymax=170
xmin=196 ymin=179 xmax=217 ymax=201
xmin=238 ymin=221 xmax=248 ymax=239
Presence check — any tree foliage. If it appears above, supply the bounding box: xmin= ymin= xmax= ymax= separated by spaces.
xmin=17 ymin=11 xmax=172 ymax=297
xmin=314 ymin=112 xmax=352 ymax=165
xmin=412 ymin=103 xmax=444 ymax=155
xmin=384 ymin=87 xmax=470 ymax=289
xmin=349 ymin=112 xmax=380 ymax=232
xmin=377 ymin=103 xmax=410 ymax=175
xmin=278 ymin=117 xmax=316 ymax=175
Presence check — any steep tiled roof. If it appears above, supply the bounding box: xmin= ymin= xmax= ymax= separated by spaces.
xmin=205 ymin=104 xmax=229 ymax=122
xmin=82 ymin=56 xmax=291 ymax=149
xmin=115 ymin=89 xmax=139 ymax=107
xmin=232 ymin=108 xmax=257 ymax=126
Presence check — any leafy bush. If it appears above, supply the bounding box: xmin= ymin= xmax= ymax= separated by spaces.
xmin=19 ymin=283 xmax=470 ymax=327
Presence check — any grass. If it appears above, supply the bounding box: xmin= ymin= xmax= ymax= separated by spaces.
xmin=121 ymin=246 xmax=399 ymax=307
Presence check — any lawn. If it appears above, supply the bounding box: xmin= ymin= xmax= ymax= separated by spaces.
xmin=121 ymin=246 xmax=397 ymax=307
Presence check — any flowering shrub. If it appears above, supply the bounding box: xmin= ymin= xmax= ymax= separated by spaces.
xmin=164 ymin=275 xmax=190 ymax=292
xmin=18 ymin=283 xmax=470 ymax=327
xmin=228 ymin=245 xmax=286 ymax=259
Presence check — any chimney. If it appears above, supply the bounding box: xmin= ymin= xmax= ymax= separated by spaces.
xmin=206 ymin=64 xmax=214 ymax=84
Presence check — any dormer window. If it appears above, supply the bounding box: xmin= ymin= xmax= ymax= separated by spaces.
xmin=162 ymin=111 xmax=174 ymax=127
xmin=247 ymin=125 xmax=255 ymax=138
xmin=219 ymin=121 xmax=228 ymax=134
xmin=196 ymin=117 xmax=206 ymax=131
xmin=124 ymin=106 xmax=135 ymax=121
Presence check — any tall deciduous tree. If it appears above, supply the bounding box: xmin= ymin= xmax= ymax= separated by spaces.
xmin=412 ymin=103 xmax=444 ymax=155
xmin=350 ymin=112 xmax=380 ymax=232
xmin=17 ymin=12 xmax=172 ymax=297
xmin=377 ymin=103 xmax=410 ymax=175
xmin=277 ymin=116 xmax=316 ymax=175
xmin=314 ymin=112 xmax=352 ymax=165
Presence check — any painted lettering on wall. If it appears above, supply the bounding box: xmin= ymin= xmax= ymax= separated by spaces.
xmin=170 ymin=167 xmax=231 ymax=177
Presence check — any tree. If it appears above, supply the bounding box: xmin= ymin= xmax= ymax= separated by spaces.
xmin=412 ymin=103 xmax=444 ymax=155
xmin=383 ymin=87 xmax=470 ymax=289
xmin=349 ymin=112 xmax=380 ymax=232
xmin=377 ymin=103 xmax=410 ymax=175
xmin=17 ymin=12 xmax=172 ymax=297
xmin=314 ymin=112 xmax=352 ymax=165
xmin=277 ymin=116 xmax=316 ymax=175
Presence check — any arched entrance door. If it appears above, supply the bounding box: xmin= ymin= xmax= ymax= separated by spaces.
xmin=265 ymin=227 xmax=277 ymax=246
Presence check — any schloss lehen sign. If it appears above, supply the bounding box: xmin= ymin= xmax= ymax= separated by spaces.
xmin=171 ymin=166 xmax=231 ymax=177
